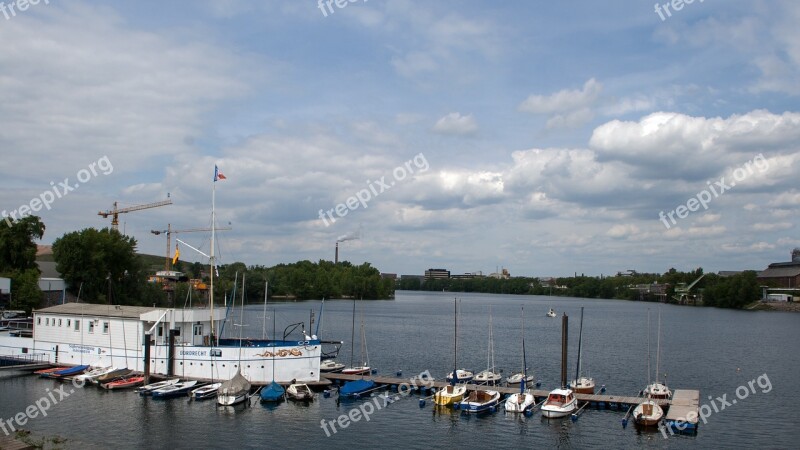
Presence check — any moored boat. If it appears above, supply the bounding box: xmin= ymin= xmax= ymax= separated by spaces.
xmin=93 ymin=368 xmax=132 ymax=384
xmin=633 ymin=399 xmax=664 ymax=427
xmin=569 ymin=307 xmax=596 ymax=395
xmin=152 ymin=380 xmax=198 ymax=399
xmin=191 ymin=382 xmax=222 ymax=400
xmin=217 ymin=369 xmax=251 ymax=406
xmin=259 ymin=381 xmax=285 ymax=403
xmin=457 ymin=389 xmax=501 ymax=413
xmin=286 ymin=383 xmax=314 ymax=402
xmin=137 ymin=378 xmax=180 ymax=395
xmin=504 ymin=306 xmax=535 ymax=414
xmin=540 ymin=388 xmax=577 ymax=418
xmin=435 ymin=299 xmax=469 ymax=407
xmin=547 ymin=308 xmax=557 ymax=318
xmin=445 ymin=369 xmax=473 ymax=384
xmin=320 ymin=359 xmax=345 ymax=373
xmin=102 ymin=376 xmax=145 ymax=390
xmin=41 ymin=364 xmax=90 ymax=379
xmin=339 ymin=379 xmax=376 ymax=399
xmin=74 ymin=365 xmax=114 ymax=383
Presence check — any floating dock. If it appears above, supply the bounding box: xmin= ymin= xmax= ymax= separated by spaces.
xmin=323 ymin=373 xmax=699 ymax=428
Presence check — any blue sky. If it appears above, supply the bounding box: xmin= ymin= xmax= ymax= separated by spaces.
xmin=2 ymin=0 xmax=799 ymax=277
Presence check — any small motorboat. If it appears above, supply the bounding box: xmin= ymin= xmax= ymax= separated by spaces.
xmin=644 ymin=381 xmax=672 ymax=399
xmin=633 ymin=399 xmax=664 ymax=427
xmin=93 ymin=368 xmax=132 ymax=384
xmin=504 ymin=390 xmax=535 ymax=413
xmin=259 ymin=381 xmax=285 ymax=403
xmin=320 ymin=359 xmax=345 ymax=373
xmin=137 ymin=378 xmax=181 ymax=395
xmin=102 ymin=376 xmax=145 ymax=390
xmin=445 ymin=369 xmax=474 ymax=384
xmin=34 ymin=366 xmax=69 ymax=375
xmin=547 ymin=308 xmax=557 ymax=318
xmin=191 ymin=383 xmax=222 ymax=400
xmin=152 ymin=380 xmax=198 ymax=399
xmin=286 ymin=383 xmax=314 ymax=402
xmin=457 ymin=389 xmax=501 ymax=413
xmin=540 ymin=388 xmax=577 ymax=418
xmin=74 ymin=366 xmax=114 ymax=383
xmin=339 ymin=379 xmax=376 ymax=399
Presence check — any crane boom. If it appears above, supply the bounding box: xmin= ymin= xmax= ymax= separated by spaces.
xmin=151 ymin=223 xmax=231 ymax=271
xmin=98 ymin=199 xmax=172 ymax=231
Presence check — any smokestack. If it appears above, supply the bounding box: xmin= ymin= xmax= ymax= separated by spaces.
xmin=335 ymin=242 xmax=339 ymax=264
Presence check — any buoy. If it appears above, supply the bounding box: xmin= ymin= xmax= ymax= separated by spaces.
xmin=323 ymin=390 xmax=330 ymax=398
xmin=396 ymin=371 xmax=402 ymax=377
xmin=622 ymin=418 xmax=628 ymax=428
xmin=453 ymin=403 xmax=459 ymax=410
xmin=419 ymin=399 xmax=426 ymax=408
xmin=490 ymin=406 xmax=496 ymax=413
xmin=371 ymin=368 xmax=378 ymax=375
xmin=536 ymin=381 xmax=542 ymax=388
xmin=571 ymin=414 xmax=578 ymax=422
xmin=600 ymin=385 xmax=606 ymax=393
xmin=524 ymin=409 xmax=533 ymax=417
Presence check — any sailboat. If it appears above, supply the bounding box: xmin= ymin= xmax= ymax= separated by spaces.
xmin=260 ymin=304 xmax=285 ymax=403
xmin=547 ymin=308 xmax=557 ymax=318
xmin=434 ymin=299 xmax=468 ymax=406
xmin=505 ymin=306 xmax=535 ymax=413
xmin=541 ymin=313 xmax=577 ymax=418
xmin=643 ymin=308 xmax=671 ymax=400
xmin=217 ymin=274 xmax=252 ymax=406
xmin=341 ymin=299 xmax=370 ymax=376
xmin=474 ymin=306 xmax=501 ymax=386
xmin=569 ymin=307 xmax=595 ymax=394
xmin=634 ymin=310 xmax=665 ymax=427
xmin=339 ymin=299 xmax=376 ymax=399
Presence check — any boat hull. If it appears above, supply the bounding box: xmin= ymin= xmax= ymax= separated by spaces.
xmin=504 ymin=393 xmax=535 ymax=413
xmin=457 ymin=390 xmax=500 ymax=413
xmin=217 ymin=392 xmax=248 ymax=406
xmin=433 ymin=385 xmax=466 ymax=406
xmin=633 ymin=401 xmax=664 ymax=427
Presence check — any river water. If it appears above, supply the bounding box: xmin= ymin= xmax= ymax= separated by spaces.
xmin=1 ymin=291 xmax=797 ymax=449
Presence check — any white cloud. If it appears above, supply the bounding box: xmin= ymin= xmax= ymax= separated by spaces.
xmin=753 ymin=222 xmax=793 ymax=231
xmin=519 ymin=78 xmax=602 ymax=114
xmin=432 ymin=112 xmax=479 ymax=136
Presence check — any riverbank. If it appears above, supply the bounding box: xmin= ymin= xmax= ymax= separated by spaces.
xmin=747 ymin=301 xmax=800 ymax=312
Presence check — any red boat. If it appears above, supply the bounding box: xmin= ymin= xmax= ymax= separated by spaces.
xmin=102 ymin=376 xmax=145 ymax=390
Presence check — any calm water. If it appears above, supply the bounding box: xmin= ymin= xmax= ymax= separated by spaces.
xmin=1 ymin=291 xmax=798 ymax=449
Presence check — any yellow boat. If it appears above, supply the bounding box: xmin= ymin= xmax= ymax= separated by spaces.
xmin=434 ymin=384 xmax=466 ymax=406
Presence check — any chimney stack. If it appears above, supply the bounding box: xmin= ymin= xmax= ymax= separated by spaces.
xmin=335 ymin=242 xmax=339 ymax=264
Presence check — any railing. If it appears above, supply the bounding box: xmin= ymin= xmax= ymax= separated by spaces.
xmin=0 ymin=352 xmax=49 ymax=367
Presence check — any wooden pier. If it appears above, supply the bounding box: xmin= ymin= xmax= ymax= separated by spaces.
xmin=323 ymin=373 xmax=699 ymax=423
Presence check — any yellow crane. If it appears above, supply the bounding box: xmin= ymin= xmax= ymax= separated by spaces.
xmin=151 ymin=224 xmax=231 ymax=271
xmin=98 ymin=199 xmax=172 ymax=232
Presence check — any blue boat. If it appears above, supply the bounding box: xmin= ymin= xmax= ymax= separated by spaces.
xmin=260 ymin=381 xmax=285 ymax=402
xmin=339 ymin=379 xmax=376 ymax=398
xmin=42 ymin=365 xmax=90 ymax=378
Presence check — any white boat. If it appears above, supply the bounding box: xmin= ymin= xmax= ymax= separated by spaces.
xmin=341 ymin=299 xmax=370 ymax=376
xmin=540 ymin=388 xmax=577 ymax=418
xmin=547 ymin=308 xmax=556 ymax=318
xmin=633 ymin=399 xmax=664 ymax=427
xmin=320 ymin=359 xmax=345 ymax=373
xmin=644 ymin=309 xmax=671 ymax=399
xmin=435 ymin=299 xmax=469 ymax=407
xmin=137 ymin=378 xmax=181 ymax=395
xmin=474 ymin=306 xmax=501 ymax=385
xmin=505 ymin=306 xmax=535 ymax=414
xmin=457 ymin=389 xmax=501 ymax=413
xmin=73 ymin=365 xmax=114 ymax=383
xmin=217 ymin=369 xmax=251 ymax=406
xmin=191 ymin=382 xmax=221 ymax=400
xmin=152 ymin=380 xmax=198 ymax=398
xmin=569 ymin=307 xmax=595 ymax=394
xmin=286 ymin=383 xmax=314 ymax=402
xmin=541 ymin=313 xmax=577 ymax=418
xmin=506 ymin=372 xmax=535 ymax=387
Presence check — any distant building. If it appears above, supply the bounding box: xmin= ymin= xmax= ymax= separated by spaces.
xmin=488 ymin=268 xmax=510 ymax=279
xmin=424 ymin=268 xmax=450 ymax=279
xmin=381 ymin=273 xmax=397 ymax=280
xmin=451 ymin=272 xmax=483 ymax=279
xmin=616 ymin=270 xmax=638 ymax=277
xmin=757 ymin=249 xmax=800 ymax=288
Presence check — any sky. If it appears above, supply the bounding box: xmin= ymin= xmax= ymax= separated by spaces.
xmin=1 ymin=0 xmax=799 ymax=277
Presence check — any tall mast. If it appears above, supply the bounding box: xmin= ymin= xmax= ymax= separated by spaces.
xmin=452 ymin=298 xmax=458 ymax=386
xmin=647 ymin=310 xmax=651 ymax=386
xmin=210 ymin=172 xmax=216 ymax=345
xmin=575 ymin=306 xmax=584 ymax=384
xmin=655 ymin=308 xmax=661 ymax=384
xmin=262 ymin=281 xmax=268 ymax=340
xmin=560 ymin=313 xmax=568 ymax=389
xmin=521 ymin=306 xmax=527 ymax=394
xmin=350 ymin=299 xmax=355 ymax=369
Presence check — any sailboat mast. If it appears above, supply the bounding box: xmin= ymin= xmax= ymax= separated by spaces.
xmin=210 ymin=175 xmax=216 ymax=345
xmin=656 ymin=308 xmax=661 ymax=383
xmin=560 ymin=313 xmax=568 ymax=389
xmin=262 ymin=281 xmax=268 ymax=340
xmin=647 ymin=310 xmax=651 ymax=386
xmin=521 ymin=306 xmax=527 ymax=394
xmin=575 ymin=306 xmax=584 ymax=384
xmin=452 ymin=298 xmax=458 ymax=386
xmin=350 ymin=299 xmax=356 ymax=369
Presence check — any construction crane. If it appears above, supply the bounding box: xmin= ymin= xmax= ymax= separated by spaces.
xmin=151 ymin=224 xmax=231 ymax=271
xmin=98 ymin=199 xmax=172 ymax=232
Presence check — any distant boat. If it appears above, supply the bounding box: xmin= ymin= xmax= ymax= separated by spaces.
xmin=191 ymin=382 xmax=221 ymax=400
xmin=547 ymin=308 xmax=557 ymax=318
xmin=474 ymin=307 xmax=501 ymax=386
xmin=101 ymin=376 xmax=145 ymax=390
xmin=505 ymin=306 xmax=535 ymax=413
xmin=635 ymin=310 xmax=665 ymax=427
xmin=152 ymin=380 xmax=198 ymax=399
xmin=260 ymin=381 xmax=285 ymax=403
xmin=643 ymin=309 xmax=672 ymax=400
xmin=435 ymin=299 xmax=468 ymax=406
xmin=286 ymin=382 xmax=314 ymax=402
xmin=341 ymin=299 xmax=371 ymax=376
xmin=569 ymin=307 xmax=595 ymax=395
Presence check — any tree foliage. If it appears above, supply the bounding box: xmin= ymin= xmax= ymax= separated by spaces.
xmin=0 ymin=216 xmax=45 ymax=313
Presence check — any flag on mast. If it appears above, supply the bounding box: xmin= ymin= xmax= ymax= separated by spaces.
xmin=214 ymin=165 xmax=227 ymax=181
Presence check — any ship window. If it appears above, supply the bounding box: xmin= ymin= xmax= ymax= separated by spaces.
xmin=67 ymin=319 xmax=71 ymax=327
xmin=37 ymin=317 xmax=41 ymax=325
xmin=88 ymin=321 xmax=94 ymax=333
xmin=103 ymin=322 xmax=109 ymax=334
xmin=46 ymin=318 xmax=49 ymax=326
xmin=75 ymin=320 xmax=80 ymax=331
xmin=58 ymin=319 xmax=62 ymax=327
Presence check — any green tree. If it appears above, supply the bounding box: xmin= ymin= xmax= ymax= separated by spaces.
xmin=0 ymin=215 xmax=45 ymax=272
xmin=52 ymin=228 xmax=141 ymax=303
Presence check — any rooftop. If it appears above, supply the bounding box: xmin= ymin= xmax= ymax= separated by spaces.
xmin=35 ymin=303 xmax=161 ymax=319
